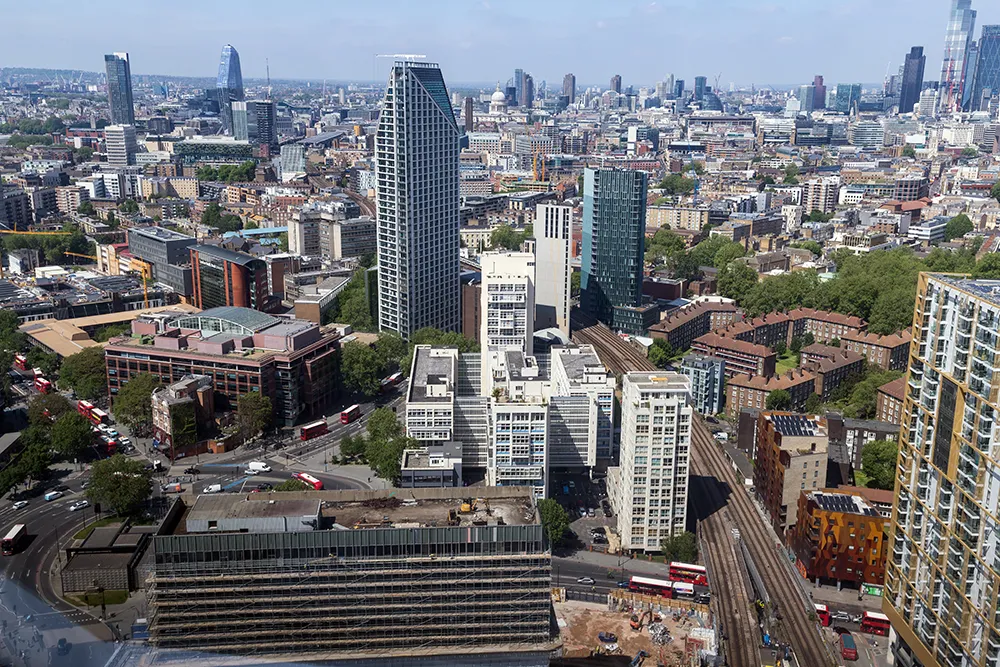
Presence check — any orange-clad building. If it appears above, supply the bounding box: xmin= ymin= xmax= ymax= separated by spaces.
xmin=190 ymin=245 xmax=278 ymax=313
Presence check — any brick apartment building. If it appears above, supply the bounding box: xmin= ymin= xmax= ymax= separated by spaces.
xmin=725 ymin=370 xmax=817 ymax=418
xmin=799 ymin=344 xmax=866 ymax=400
xmin=786 ymin=307 xmax=866 ymax=344
xmin=648 ymin=300 xmax=743 ymax=352
xmin=693 ymin=332 xmax=777 ymax=378
xmin=876 ymin=377 xmax=906 ymax=425
xmin=841 ymin=330 xmax=911 ymax=371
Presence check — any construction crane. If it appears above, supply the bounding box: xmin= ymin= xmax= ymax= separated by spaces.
xmin=375 ymin=54 xmax=427 ymax=60
xmin=63 ymin=252 xmax=97 ymax=262
xmin=0 ymin=230 xmax=73 ymax=236
xmin=532 ymin=146 xmax=547 ymax=181
xmin=131 ymin=257 xmax=152 ymax=310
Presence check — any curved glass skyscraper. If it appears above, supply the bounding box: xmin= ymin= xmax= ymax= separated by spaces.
xmin=216 ymin=44 xmax=244 ymax=135
xmin=940 ymin=0 xmax=977 ymax=112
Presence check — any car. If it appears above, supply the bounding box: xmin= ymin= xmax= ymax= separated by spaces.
xmin=96 ymin=424 xmax=111 ymax=433
xmin=597 ymin=632 xmax=617 ymax=643
xmin=184 ymin=467 xmax=200 ymax=475
xmin=69 ymin=500 xmax=90 ymax=512
xmin=118 ymin=436 xmax=132 ymax=446
xmin=576 ymin=577 xmax=595 ymax=585
xmin=256 ymin=483 xmax=273 ymax=491
xmin=81 ymin=480 xmax=90 ymax=489
xmin=12 ymin=501 xmax=28 ymax=510
xmin=592 ymin=535 xmax=607 ymax=544
xmin=44 ymin=491 xmax=63 ymax=501
xmin=587 ymin=508 xmax=596 ymax=517
xmin=568 ymin=481 xmax=575 ymax=488
xmin=617 ymin=581 xmax=629 ymax=588
xmin=589 ymin=527 xmax=604 ymax=535
xmin=244 ymin=468 xmax=261 ymax=476
xmin=831 ymin=611 xmax=852 ymax=623
xmin=694 ymin=593 xmax=711 ymax=604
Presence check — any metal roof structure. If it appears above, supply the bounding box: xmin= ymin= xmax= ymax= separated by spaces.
xmin=768 ymin=413 xmax=822 ymax=437
xmin=171 ymin=306 xmax=280 ymax=336
xmin=191 ymin=244 xmax=264 ymax=267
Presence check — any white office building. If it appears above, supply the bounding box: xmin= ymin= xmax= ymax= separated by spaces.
xmin=534 ymin=203 xmax=572 ymax=336
xmin=551 ymin=346 xmax=616 ymax=462
xmin=610 ymin=373 xmax=692 ymax=552
xmin=376 ymin=61 xmax=461 ymax=337
xmin=480 ymin=251 xmax=535 ymax=391
xmin=105 ymin=124 xmax=137 ymax=167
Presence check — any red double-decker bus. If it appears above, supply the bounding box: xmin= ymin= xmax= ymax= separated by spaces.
xmin=90 ymin=408 xmax=109 ymax=426
xmin=300 ymin=420 xmax=329 ymax=441
xmin=13 ymin=355 xmax=28 ymax=371
xmin=860 ymin=611 xmax=890 ymax=636
xmin=1 ymin=525 xmax=27 ymax=556
xmin=814 ymin=603 xmax=831 ymax=626
xmin=34 ymin=377 xmax=52 ymax=394
xmin=293 ymin=472 xmax=324 ymax=490
xmin=380 ymin=372 xmax=403 ymax=392
xmin=628 ymin=575 xmax=674 ymax=598
xmin=340 ymin=405 xmax=361 ymax=424
xmin=669 ymin=561 xmax=708 ymax=585
xmin=77 ymin=400 xmax=95 ymax=417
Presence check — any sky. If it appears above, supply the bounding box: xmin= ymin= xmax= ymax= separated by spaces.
xmin=3 ymin=0 xmax=999 ymax=89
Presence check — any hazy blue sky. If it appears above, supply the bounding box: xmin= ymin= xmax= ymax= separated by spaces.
xmin=4 ymin=0 xmax=998 ymax=88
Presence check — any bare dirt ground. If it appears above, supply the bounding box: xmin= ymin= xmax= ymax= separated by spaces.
xmin=555 ymin=599 xmax=694 ymax=665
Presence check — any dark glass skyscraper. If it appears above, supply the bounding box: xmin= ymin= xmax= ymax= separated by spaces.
xmin=562 ymin=73 xmax=576 ymax=104
xmin=104 ymin=53 xmax=135 ymax=126
xmin=972 ymin=26 xmax=1000 ymax=110
xmin=581 ymin=168 xmax=647 ymax=330
xmin=694 ymin=76 xmax=707 ymax=101
xmin=940 ymin=0 xmax=976 ymax=112
xmin=610 ymin=74 xmax=622 ymax=94
xmin=217 ymin=44 xmax=245 ymax=135
xmin=835 ymin=83 xmax=862 ymax=113
xmin=900 ymin=46 xmax=927 ymax=114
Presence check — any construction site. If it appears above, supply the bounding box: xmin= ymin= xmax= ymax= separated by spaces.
xmin=146 ymin=487 xmax=559 ymax=666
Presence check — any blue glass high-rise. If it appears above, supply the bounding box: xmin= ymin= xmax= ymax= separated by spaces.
xmin=104 ymin=53 xmax=135 ymax=126
xmin=940 ymin=0 xmax=977 ymax=112
xmin=217 ymin=44 xmax=245 ymax=135
xmin=972 ymin=25 xmax=1000 ymax=111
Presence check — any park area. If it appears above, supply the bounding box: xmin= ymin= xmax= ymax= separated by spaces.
xmin=555 ymin=599 xmax=706 ymax=666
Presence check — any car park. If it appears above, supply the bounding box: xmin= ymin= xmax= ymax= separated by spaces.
xmin=12 ymin=501 xmax=27 ymax=510
xmin=69 ymin=500 xmax=90 ymax=512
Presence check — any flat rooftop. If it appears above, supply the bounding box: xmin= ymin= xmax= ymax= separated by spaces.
xmin=935 ymin=275 xmax=1000 ymax=308
xmin=187 ymin=495 xmax=322 ymax=524
xmin=765 ymin=412 xmax=828 ymax=438
xmin=409 ymin=347 xmax=455 ymax=402
xmin=553 ymin=346 xmax=605 ymax=379
xmin=402 ymin=443 xmax=463 ymax=469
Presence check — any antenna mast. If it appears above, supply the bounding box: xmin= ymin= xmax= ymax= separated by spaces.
xmin=266 ymin=58 xmax=271 ymax=100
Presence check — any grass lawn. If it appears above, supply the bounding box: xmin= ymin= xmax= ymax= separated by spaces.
xmin=775 ymin=351 xmax=799 ymax=375
xmin=73 ymin=517 xmax=123 ymax=541
xmin=68 ymin=590 xmax=129 ymax=607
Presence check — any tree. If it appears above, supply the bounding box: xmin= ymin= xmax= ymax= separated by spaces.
xmin=962 ymin=146 xmax=979 ymax=157
xmin=279 ymin=232 xmax=289 ymax=252
xmin=74 ymin=146 xmax=94 ymax=161
xmin=571 ymin=271 xmax=581 ymax=297
xmin=648 ymin=339 xmax=674 ymax=369
xmin=902 ymin=144 xmax=916 ymax=158
xmin=170 ymin=402 xmax=198 ymax=450
xmin=660 ymin=531 xmax=698 ymax=562
xmin=992 ymin=180 xmax=1000 ymax=205
xmin=341 ymin=342 xmax=382 ymax=397
xmin=645 ymin=228 xmax=687 ymax=266
xmin=657 ymin=173 xmax=696 ymax=195
xmin=860 ymin=440 xmax=898 ymax=490
xmin=775 ymin=340 xmax=788 ymax=356
xmin=974 ymin=253 xmax=1000 ymax=280
xmin=86 ymin=454 xmax=153 ymax=516
xmin=944 ymin=213 xmax=974 ymax=242
xmin=363 ymin=408 xmax=412 ymax=481
xmin=119 ymin=199 xmax=139 ymax=214
xmin=717 ymin=262 xmax=758 ymax=302
xmin=27 ymin=393 xmax=72 ymax=426
xmin=16 ymin=442 xmax=52 ymax=487
xmin=77 ymin=201 xmax=95 ymax=216
xmin=712 ymin=242 xmax=747 ymax=269
xmin=339 ymin=434 xmax=367 ymax=461
xmin=828 ymin=337 xmax=840 ymax=348
xmin=490 ymin=224 xmax=525 ymax=251
xmin=112 ymin=372 xmax=160 ymax=435
xmin=237 ymin=393 xmax=273 ymax=441
xmin=537 ymin=498 xmax=570 ymax=547
xmin=273 ymin=479 xmax=310 ymax=492
xmin=766 ymin=389 xmax=792 ymax=410
xmin=93 ymin=322 xmax=130 ymax=343
xmin=375 ymin=333 xmax=408 ymax=372
xmin=804 ymin=394 xmax=823 ymax=414
xmin=791 ymin=241 xmax=823 ymax=257
xmin=59 ymin=347 xmax=108 ymax=401
xmin=782 ymin=163 xmax=800 ymax=185
xmin=26 ymin=347 xmax=60 ymax=377
xmin=200 ymin=202 xmax=243 ymax=233
xmin=50 ymin=413 xmax=94 ymax=459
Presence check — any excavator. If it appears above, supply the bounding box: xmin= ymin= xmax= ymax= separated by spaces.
xmin=629 ymin=609 xmax=652 ymax=631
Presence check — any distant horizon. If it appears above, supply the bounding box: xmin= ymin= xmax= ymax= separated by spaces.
xmin=2 ymin=0 xmax=998 ymax=89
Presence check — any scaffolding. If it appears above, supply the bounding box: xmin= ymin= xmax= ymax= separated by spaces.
xmin=147 ymin=493 xmax=557 ymax=662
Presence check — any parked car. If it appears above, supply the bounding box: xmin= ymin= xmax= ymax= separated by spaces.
xmin=256 ymin=483 xmax=273 ymax=491
xmin=617 ymin=581 xmax=629 ymax=588
xmin=244 ymin=468 xmax=261 ymax=476
xmin=184 ymin=467 xmax=200 ymax=475
xmin=598 ymin=632 xmax=617 ymax=643
xmin=592 ymin=535 xmax=607 ymax=544
xmin=590 ymin=527 xmax=604 ymax=536
xmin=12 ymin=501 xmax=28 ymax=510
xmin=69 ymin=500 xmax=89 ymax=511
xmin=831 ymin=611 xmax=852 ymax=623
xmin=576 ymin=577 xmax=595 ymax=585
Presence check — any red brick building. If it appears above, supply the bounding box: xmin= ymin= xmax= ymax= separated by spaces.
xmin=841 ymin=330 xmax=911 ymax=371
xmin=190 ymin=245 xmax=279 ymax=313
xmin=799 ymin=344 xmax=866 ymax=400
xmin=648 ymin=301 xmax=743 ymax=352
xmin=876 ymin=377 xmax=906 ymax=425
xmin=726 ymin=370 xmax=817 ymax=418
xmin=692 ymin=332 xmax=776 ymax=379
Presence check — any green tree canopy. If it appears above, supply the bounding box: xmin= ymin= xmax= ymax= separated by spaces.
xmin=112 ymin=372 xmax=161 ymax=435
xmin=992 ymin=180 xmax=1000 ymax=205
xmin=27 ymin=393 xmax=72 ymax=426
xmin=944 ymin=213 xmax=974 ymax=242
xmin=77 ymin=200 xmax=95 ymax=216
xmin=657 ymin=173 xmax=696 ymax=196
xmin=766 ymin=389 xmax=792 ymax=411
xmin=322 ymin=268 xmax=373 ymax=332
xmin=119 ymin=199 xmax=139 ymax=214
xmin=648 ymin=339 xmax=674 ymax=369
xmin=974 ymin=253 xmax=1000 ymax=280
xmin=860 ymin=439 xmax=898 ymax=490
xmin=712 ymin=242 xmax=747 ymax=270
xmin=237 ymin=393 xmax=273 ymax=441
xmin=200 ymin=202 xmax=243 ymax=233
xmin=51 ymin=413 xmax=94 ymax=459
xmin=59 ymin=346 xmax=108 ymax=401
xmin=537 ymin=498 xmax=570 ymax=547
xmin=86 ymin=454 xmax=153 ymax=516
xmin=902 ymin=144 xmax=916 ymax=158
xmin=341 ymin=342 xmax=383 ymax=397
xmin=660 ymin=531 xmax=698 ymax=562
xmin=363 ymin=408 xmax=414 ymax=482
xmin=791 ymin=240 xmax=823 ymax=257
xmin=717 ymin=262 xmax=758 ymax=302
xmin=273 ymin=479 xmax=310 ymax=492
xmin=645 ymin=228 xmax=687 ymax=266
xmin=490 ymin=224 xmax=529 ymax=251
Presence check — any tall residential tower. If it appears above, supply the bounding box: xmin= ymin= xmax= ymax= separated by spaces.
xmin=217 ymin=44 xmax=245 ymax=135
xmin=104 ymin=53 xmax=135 ymax=126
xmin=886 ymin=274 xmax=1000 ymax=667
xmin=376 ymin=61 xmax=461 ymax=337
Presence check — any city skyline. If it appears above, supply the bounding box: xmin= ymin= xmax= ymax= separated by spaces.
xmin=5 ymin=0 xmax=1000 ymax=87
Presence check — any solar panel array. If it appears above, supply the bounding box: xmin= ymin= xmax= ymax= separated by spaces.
xmin=814 ymin=493 xmax=879 ymax=517
xmin=769 ymin=413 xmax=818 ymax=437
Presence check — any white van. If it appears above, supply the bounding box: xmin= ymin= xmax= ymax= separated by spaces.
xmin=202 ymin=484 xmax=222 ymax=494
xmin=247 ymin=461 xmax=271 ymax=473
xmin=44 ymin=491 xmax=63 ymax=501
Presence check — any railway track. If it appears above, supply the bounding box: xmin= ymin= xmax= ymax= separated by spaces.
xmin=693 ymin=475 xmax=758 ymax=667
xmin=572 ymin=320 xmax=834 ymax=666
xmin=690 ymin=419 xmax=835 ymax=667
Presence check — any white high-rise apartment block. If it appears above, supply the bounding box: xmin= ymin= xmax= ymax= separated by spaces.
xmin=534 ymin=204 xmax=572 ymax=336
xmin=480 ymin=251 xmax=535 ymax=392
xmin=551 ymin=346 xmax=616 ymax=462
xmin=376 ymin=61 xmax=461 ymax=337
xmin=105 ymin=124 xmax=137 ymax=167
xmin=610 ymin=373 xmax=692 ymax=552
